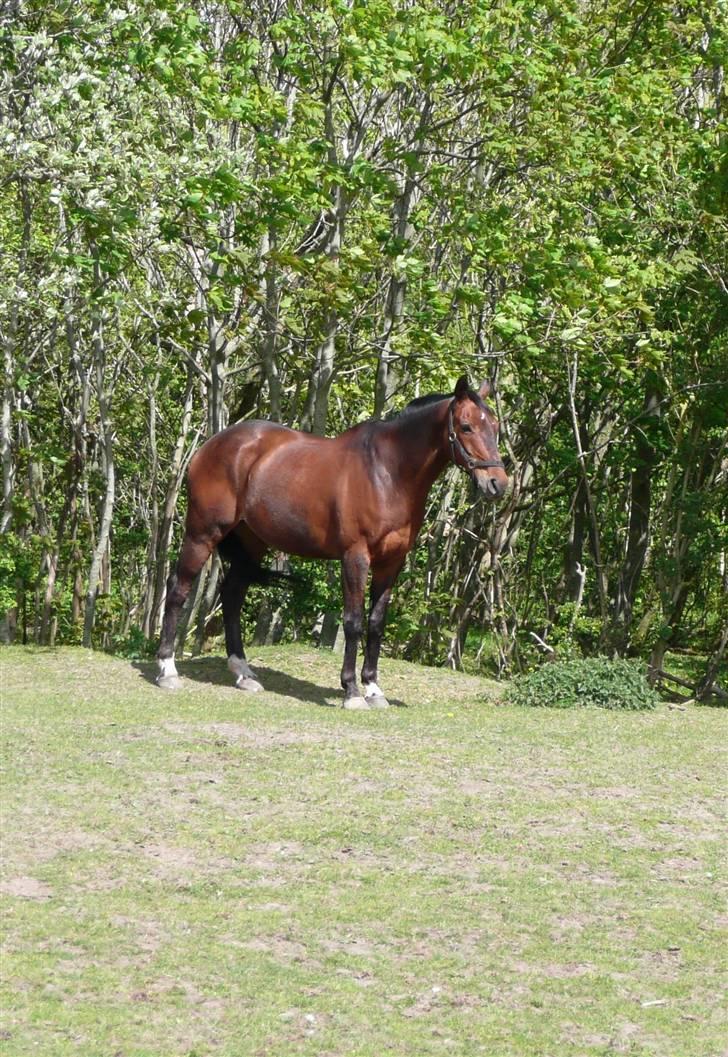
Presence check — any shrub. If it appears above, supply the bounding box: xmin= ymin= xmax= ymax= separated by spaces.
xmin=506 ymin=656 xmax=659 ymax=710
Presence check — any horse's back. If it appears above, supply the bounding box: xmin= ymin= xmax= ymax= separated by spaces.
xmin=190 ymin=419 xmax=297 ymax=471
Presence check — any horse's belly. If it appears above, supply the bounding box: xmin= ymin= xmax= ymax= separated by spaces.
xmin=242 ymin=466 xmax=341 ymax=559
xmin=246 ymin=505 xmax=336 ymax=559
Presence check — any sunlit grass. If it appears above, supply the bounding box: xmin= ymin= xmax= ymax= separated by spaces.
xmin=1 ymin=645 xmax=725 ymax=1056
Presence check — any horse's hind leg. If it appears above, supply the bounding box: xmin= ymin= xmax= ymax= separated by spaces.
xmin=157 ymin=534 xmax=215 ymax=689
xmin=219 ymin=528 xmax=266 ymax=693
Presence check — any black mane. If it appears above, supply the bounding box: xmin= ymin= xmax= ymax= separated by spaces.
xmin=387 ymin=388 xmax=486 ymax=421
xmin=388 ymin=393 xmax=449 ymax=420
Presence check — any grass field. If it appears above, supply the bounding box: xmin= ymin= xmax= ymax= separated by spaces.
xmin=1 ymin=645 xmax=726 ymax=1056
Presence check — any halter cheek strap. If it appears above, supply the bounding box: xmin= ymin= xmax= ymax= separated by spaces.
xmin=448 ymin=402 xmax=505 ymax=473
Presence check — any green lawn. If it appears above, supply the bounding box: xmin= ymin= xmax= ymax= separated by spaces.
xmin=1 ymin=645 xmax=726 ymax=1056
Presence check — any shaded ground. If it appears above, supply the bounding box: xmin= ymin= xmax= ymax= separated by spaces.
xmin=1 ymin=645 xmax=726 ymax=1056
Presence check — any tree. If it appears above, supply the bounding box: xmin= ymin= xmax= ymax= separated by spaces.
xmin=1 ymin=0 xmax=724 ymax=692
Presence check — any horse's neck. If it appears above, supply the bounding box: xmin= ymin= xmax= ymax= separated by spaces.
xmin=380 ymin=400 xmax=451 ymax=496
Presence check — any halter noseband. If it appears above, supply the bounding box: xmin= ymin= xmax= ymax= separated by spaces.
xmin=448 ymin=401 xmax=505 ymax=474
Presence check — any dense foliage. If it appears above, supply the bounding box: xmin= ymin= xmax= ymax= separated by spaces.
xmin=1 ymin=0 xmax=726 ymax=690
xmin=506 ymin=656 xmax=659 ymax=710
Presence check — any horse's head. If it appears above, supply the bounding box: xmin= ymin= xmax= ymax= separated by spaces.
xmin=448 ymin=375 xmax=509 ymax=500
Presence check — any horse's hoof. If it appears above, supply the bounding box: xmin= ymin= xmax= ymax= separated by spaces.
xmin=235 ymin=676 xmax=263 ymax=693
xmin=342 ymin=695 xmax=371 ymax=710
xmin=366 ymin=694 xmax=391 ymax=709
xmin=157 ymin=675 xmax=183 ymax=691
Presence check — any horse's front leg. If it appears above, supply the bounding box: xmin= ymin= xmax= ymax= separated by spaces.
xmin=340 ymin=548 xmax=370 ymax=709
xmin=361 ymin=558 xmax=405 ymax=709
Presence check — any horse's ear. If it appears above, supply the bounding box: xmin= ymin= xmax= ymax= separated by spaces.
xmin=479 ymin=379 xmax=492 ymax=400
xmin=454 ymin=375 xmax=470 ymax=400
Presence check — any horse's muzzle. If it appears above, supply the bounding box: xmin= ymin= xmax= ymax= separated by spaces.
xmin=474 ymin=468 xmax=509 ymax=500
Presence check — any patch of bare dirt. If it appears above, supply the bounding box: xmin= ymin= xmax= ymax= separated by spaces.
xmin=604 ymin=1021 xmax=651 ymax=1054
xmin=140 ymin=841 xmax=235 ymax=880
xmin=163 ymin=721 xmax=333 ymax=748
xmin=510 ymin=959 xmax=595 ymax=979
xmin=569 ymin=862 xmax=621 ymax=887
xmin=652 ymin=855 xmax=711 ymax=884
xmin=0 ymin=875 xmax=52 ymax=899
xmin=457 ymin=777 xmax=499 ymax=798
xmin=242 ymin=935 xmax=310 ymax=962
xmin=321 ymin=934 xmax=380 ymax=957
xmin=246 ymin=840 xmax=306 ymax=872
xmin=640 ymin=947 xmax=683 ymax=982
xmin=560 ymin=1023 xmax=612 ymax=1048
xmin=3 ymin=823 xmax=107 ymax=871
xmin=72 ymin=865 xmax=126 ymax=894
xmin=162 ymin=720 xmax=416 ymax=756
xmin=109 ymin=914 xmax=166 ymax=959
xmin=398 ymin=983 xmax=485 ymax=1020
xmin=226 ymin=928 xmax=326 ymax=971
xmin=273 ymin=1007 xmax=332 ymax=1045
xmin=590 ymin=784 xmax=639 ymax=800
xmin=380 ymin=926 xmax=500 ymax=965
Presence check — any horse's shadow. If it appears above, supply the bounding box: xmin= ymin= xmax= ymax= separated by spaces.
xmin=133 ymin=655 xmax=404 ymax=709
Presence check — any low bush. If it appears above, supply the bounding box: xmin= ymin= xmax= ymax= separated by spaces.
xmin=506 ymin=656 xmax=659 ymax=710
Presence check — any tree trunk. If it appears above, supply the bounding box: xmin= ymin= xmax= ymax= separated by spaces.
xmin=145 ymin=371 xmax=196 ymax=637
xmin=374 ymin=177 xmax=416 ymax=417
xmin=562 ymin=482 xmax=588 ymax=603
xmin=83 ymin=262 xmax=116 ymax=647
xmin=613 ymin=387 xmax=660 ymax=647
xmin=300 ymin=93 xmax=346 ymax=435
xmin=140 ymin=364 xmax=160 ymax=637
xmin=208 ymin=310 xmax=227 ymax=436
xmin=1 ymin=330 xmax=15 ymax=534
xmin=1 ymin=179 xmax=31 ymax=533
xmin=697 ymin=622 xmax=728 ymax=701
xmin=259 ymin=228 xmax=282 ymax=421
xmin=566 ymin=353 xmax=608 ymax=623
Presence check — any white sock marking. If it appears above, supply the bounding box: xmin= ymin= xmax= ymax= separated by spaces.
xmin=228 ymin=655 xmax=255 ymax=680
xmin=364 ymin=681 xmax=384 ymax=699
xmin=158 ymin=657 xmax=178 ymax=680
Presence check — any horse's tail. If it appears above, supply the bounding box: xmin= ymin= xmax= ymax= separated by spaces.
xmin=216 ymin=532 xmax=298 ymax=587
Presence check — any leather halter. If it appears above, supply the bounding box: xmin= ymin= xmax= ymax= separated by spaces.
xmin=448 ymin=401 xmax=505 ymax=474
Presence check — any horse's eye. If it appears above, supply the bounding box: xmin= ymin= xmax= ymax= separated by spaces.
xmin=461 ymin=424 xmax=473 ymax=434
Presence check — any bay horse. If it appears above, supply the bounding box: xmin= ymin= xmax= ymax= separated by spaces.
xmin=157 ymin=375 xmax=508 ymax=708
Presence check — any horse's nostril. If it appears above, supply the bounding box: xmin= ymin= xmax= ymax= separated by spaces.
xmin=488 ymin=477 xmax=500 ymax=496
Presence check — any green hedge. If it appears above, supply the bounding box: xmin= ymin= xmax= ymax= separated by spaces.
xmin=506 ymin=657 xmax=659 ymax=710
